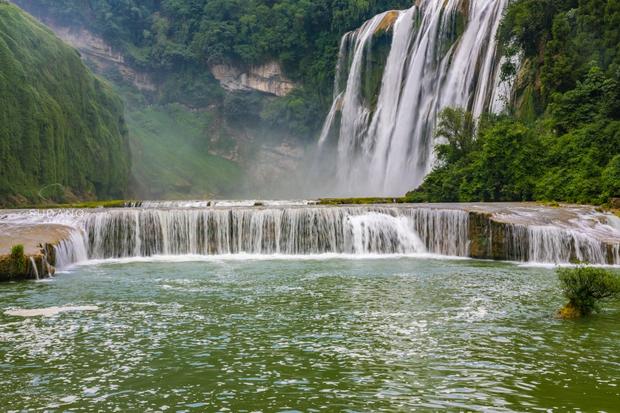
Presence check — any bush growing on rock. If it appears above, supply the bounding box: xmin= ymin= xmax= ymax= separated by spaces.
xmin=9 ymin=244 xmax=26 ymax=275
xmin=558 ymin=266 xmax=620 ymax=318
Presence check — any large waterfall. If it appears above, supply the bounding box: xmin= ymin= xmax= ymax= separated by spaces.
xmin=318 ymin=0 xmax=509 ymax=196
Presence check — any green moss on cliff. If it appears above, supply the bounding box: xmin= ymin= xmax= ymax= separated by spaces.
xmin=0 ymin=3 xmax=130 ymax=206
xmin=126 ymin=104 xmax=242 ymax=199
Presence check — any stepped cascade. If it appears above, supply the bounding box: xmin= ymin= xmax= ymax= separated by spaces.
xmin=2 ymin=203 xmax=618 ymax=268
xmin=318 ymin=0 xmax=509 ymax=196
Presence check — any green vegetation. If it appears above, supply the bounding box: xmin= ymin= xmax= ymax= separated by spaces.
xmin=0 ymin=244 xmax=27 ymax=281
xmin=319 ymin=197 xmax=407 ymax=205
xmin=19 ymin=199 xmax=133 ymax=209
xmin=557 ymin=266 xmax=620 ymax=318
xmin=0 ymin=3 xmax=130 ymax=206
xmin=409 ymin=0 xmax=620 ymax=205
xmin=9 ymin=245 xmax=26 ymax=274
xmin=14 ymin=0 xmax=410 ymax=137
xmin=8 ymin=0 xmax=412 ymax=202
xmin=126 ymin=104 xmax=243 ymax=199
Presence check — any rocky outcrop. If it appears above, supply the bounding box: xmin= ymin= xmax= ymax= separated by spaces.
xmin=463 ymin=204 xmax=620 ymax=264
xmin=210 ymin=62 xmax=297 ymax=96
xmin=250 ymin=142 xmax=305 ymax=192
xmin=31 ymin=21 xmax=156 ymax=91
xmin=0 ymin=223 xmax=71 ymax=281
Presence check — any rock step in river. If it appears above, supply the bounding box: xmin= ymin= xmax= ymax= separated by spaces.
xmin=0 ymin=202 xmax=619 ymax=280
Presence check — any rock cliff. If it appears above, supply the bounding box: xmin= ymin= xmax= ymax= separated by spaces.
xmin=210 ymin=62 xmax=297 ymax=96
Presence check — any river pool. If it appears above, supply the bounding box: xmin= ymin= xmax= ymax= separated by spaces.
xmin=1 ymin=257 xmax=619 ymax=411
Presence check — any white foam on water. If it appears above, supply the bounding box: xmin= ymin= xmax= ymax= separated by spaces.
xmin=69 ymin=252 xmax=473 ymax=267
xmin=4 ymin=306 xmax=99 ymax=317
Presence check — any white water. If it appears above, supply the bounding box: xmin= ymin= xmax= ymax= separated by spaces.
xmin=2 ymin=204 xmax=618 ymax=268
xmin=29 ymin=257 xmax=39 ymax=280
xmin=136 ymin=200 xmax=317 ymax=209
xmin=4 ymin=306 xmax=99 ymax=317
xmin=78 ymin=207 xmax=468 ymax=259
xmin=318 ymin=0 xmax=509 ymax=196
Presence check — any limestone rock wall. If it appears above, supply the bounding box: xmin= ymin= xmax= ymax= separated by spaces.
xmin=34 ymin=21 xmax=156 ymax=91
xmin=0 ymin=224 xmax=69 ymax=281
xmin=210 ymin=62 xmax=297 ymax=96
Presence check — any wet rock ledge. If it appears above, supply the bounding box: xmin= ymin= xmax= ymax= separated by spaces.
xmin=0 ymin=224 xmax=71 ymax=281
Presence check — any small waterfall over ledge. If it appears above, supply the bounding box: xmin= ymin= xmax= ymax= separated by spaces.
xmin=317 ymin=0 xmax=509 ymax=196
xmin=79 ymin=207 xmax=469 ymax=259
xmin=2 ymin=203 xmax=618 ymax=268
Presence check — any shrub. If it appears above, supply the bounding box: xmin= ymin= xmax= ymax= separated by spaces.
xmin=10 ymin=244 xmax=26 ymax=274
xmin=558 ymin=266 xmax=620 ymax=318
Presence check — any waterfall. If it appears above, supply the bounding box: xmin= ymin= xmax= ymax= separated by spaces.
xmin=503 ymin=224 xmax=616 ymax=264
xmin=527 ymin=226 xmax=609 ymax=265
xmin=29 ymin=257 xmax=39 ymax=280
xmin=318 ymin=0 xmax=509 ymax=196
xmin=79 ymin=207 xmax=468 ymax=259
xmin=55 ymin=229 xmax=89 ymax=269
xmin=3 ymin=204 xmax=617 ymax=267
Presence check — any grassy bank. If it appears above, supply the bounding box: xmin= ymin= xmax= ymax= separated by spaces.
xmin=318 ymin=197 xmax=409 ymax=205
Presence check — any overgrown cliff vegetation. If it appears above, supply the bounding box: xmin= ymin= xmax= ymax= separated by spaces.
xmin=0 ymin=3 xmax=130 ymax=205
xmin=409 ymin=0 xmax=620 ymax=205
xmin=14 ymin=0 xmax=410 ymax=138
xmin=11 ymin=0 xmax=410 ymax=200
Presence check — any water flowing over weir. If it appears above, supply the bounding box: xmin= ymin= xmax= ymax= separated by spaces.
xmin=8 ymin=204 xmax=608 ymax=268
xmin=76 ymin=207 xmax=469 ymax=259
xmin=317 ymin=0 xmax=509 ymax=196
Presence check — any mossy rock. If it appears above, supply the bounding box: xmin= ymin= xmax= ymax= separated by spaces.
xmin=557 ymin=302 xmax=582 ymax=319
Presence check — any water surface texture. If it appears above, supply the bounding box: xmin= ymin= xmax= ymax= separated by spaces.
xmin=1 ymin=258 xmax=619 ymax=411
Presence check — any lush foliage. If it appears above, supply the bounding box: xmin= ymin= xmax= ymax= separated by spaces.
xmin=9 ymin=0 xmax=414 ymax=201
xmin=558 ymin=266 xmax=620 ymax=317
xmin=0 ymin=4 xmax=130 ymax=205
xmin=410 ymin=0 xmax=620 ymax=204
xmin=15 ymin=0 xmax=410 ymax=109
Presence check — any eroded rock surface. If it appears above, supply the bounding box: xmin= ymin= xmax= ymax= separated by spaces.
xmin=0 ymin=222 xmax=72 ymax=280
xmin=210 ymin=62 xmax=297 ymax=96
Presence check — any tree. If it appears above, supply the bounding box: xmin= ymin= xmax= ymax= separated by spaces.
xmin=434 ymin=107 xmax=476 ymax=165
xmin=557 ymin=266 xmax=620 ymax=318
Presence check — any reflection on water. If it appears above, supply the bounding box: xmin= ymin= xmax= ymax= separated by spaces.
xmin=1 ymin=258 xmax=618 ymax=411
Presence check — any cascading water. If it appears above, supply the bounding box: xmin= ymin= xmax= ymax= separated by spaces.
xmin=2 ymin=203 xmax=618 ymax=268
xmin=318 ymin=0 xmax=509 ymax=196
xmin=55 ymin=230 xmax=89 ymax=269
xmin=28 ymin=257 xmax=39 ymax=280
xmin=79 ymin=207 xmax=468 ymax=259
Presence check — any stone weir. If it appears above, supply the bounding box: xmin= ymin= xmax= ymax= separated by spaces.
xmin=0 ymin=203 xmax=618 ymax=280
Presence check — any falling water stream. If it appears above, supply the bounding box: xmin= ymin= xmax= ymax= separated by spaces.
xmin=1 ymin=203 xmax=618 ymax=268
xmin=318 ymin=0 xmax=509 ymax=196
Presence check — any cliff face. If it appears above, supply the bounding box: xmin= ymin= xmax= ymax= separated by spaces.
xmin=40 ymin=23 xmax=156 ymax=92
xmin=210 ymin=62 xmax=297 ymax=97
xmin=0 ymin=3 xmax=130 ymax=205
xmin=50 ymin=22 xmax=298 ymax=98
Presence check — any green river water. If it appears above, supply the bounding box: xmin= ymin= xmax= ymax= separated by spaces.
xmin=1 ymin=258 xmax=619 ymax=412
